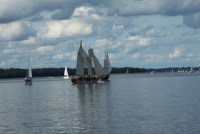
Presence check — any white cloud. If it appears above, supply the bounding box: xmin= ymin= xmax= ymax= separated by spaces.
xmin=36 ymin=45 xmax=54 ymax=54
xmin=145 ymin=28 xmax=167 ymax=37
xmin=72 ymin=6 xmax=102 ymax=20
xmin=21 ymin=37 xmax=37 ymax=46
xmin=0 ymin=57 xmax=19 ymax=68
xmin=132 ymin=53 xmax=141 ymax=60
xmin=112 ymin=24 xmax=124 ymax=34
xmin=0 ymin=21 xmax=33 ymax=41
xmin=128 ymin=36 xmax=152 ymax=47
xmin=169 ymin=47 xmax=184 ymax=59
xmin=143 ymin=54 xmax=163 ymax=63
xmin=3 ymin=48 xmax=16 ymax=54
xmin=94 ymin=39 xmax=111 ymax=48
xmin=38 ymin=19 xmax=93 ymax=39
xmin=52 ymin=54 xmax=64 ymax=61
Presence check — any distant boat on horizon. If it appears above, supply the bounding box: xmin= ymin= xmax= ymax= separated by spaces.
xmin=126 ymin=68 xmax=129 ymax=75
xmin=151 ymin=71 xmax=155 ymax=75
xmin=24 ymin=53 xmax=32 ymax=85
xmin=189 ymin=66 xmax=194 ymax=73
xmin=64 ymin=66 xmax=69 ymax=79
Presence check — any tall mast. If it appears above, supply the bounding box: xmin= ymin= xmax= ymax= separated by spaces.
xmin=28 ymin=53 xmax=32 ymax=78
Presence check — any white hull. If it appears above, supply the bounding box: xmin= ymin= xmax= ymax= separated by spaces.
xmin=64 ymin=76 xmax=69 ymax=79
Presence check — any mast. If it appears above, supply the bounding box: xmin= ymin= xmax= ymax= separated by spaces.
xmin=28 ymin=53 xmax=32 ymax=78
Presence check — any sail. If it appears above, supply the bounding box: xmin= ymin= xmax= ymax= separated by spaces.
xmin=104 ymin=51 xmax=112 ymax=74
xmin=28 ymin=53 xmax=32 ymax=78
xmin=75 ymin=41 xmax=88 ymax=76
xmin=76 ymin=51 xmax=84 ymax=76
xmin=64 ymin=66 xmax=69 ymax=77
xmin=87 ymin=56 xmax=93 ymax=76
xmin=88 ymin=48 xmax=106 ymax=77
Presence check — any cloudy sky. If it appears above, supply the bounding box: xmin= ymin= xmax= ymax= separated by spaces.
xmin=0 ymin=0 xmax=200 ymax=68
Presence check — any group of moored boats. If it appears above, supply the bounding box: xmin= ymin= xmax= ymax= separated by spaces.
xmin=24 ymin=40 xmax=111 ymax=85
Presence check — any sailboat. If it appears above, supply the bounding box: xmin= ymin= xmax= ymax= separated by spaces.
xmin=189 ymin=66 xmax=194 ymax=73
xmin=126 ymin=68 xmax=129 ymax=75
xmin=64 ymin=66 xmax=69 ymax=79
xmin=71 ymin=41 xmax=111 ymax=84
xmin=24 ymin=53 xmax=32 ymax=85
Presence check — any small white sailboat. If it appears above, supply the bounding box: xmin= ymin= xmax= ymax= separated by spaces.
xmin=189 ymin=66 xmax=194 ymax=73
xmin=64 ymin=66 xmax=69 ymax=79
xmin=24 ymin=53 xmax=32 ymax=85
xmin=151 ymin=71 xmax=155 ymax=75
xmin=126 ymin=68 xmax=129 ymax=75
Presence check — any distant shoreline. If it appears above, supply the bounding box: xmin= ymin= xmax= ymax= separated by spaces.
xmin=0 ymin=67 xmax=199 ymax=79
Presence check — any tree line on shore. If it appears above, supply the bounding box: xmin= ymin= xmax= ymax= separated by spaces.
xmin=0 ymin=66 xmax=199 ymax=79
xmin=0 ymin=67 xmax=146 ymax=79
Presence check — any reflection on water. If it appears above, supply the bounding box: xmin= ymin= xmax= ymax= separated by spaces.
xmin=0 ymin=74 xmax=200 ymax=133
xmin=73 ymin=81 xmax=111 ymax=133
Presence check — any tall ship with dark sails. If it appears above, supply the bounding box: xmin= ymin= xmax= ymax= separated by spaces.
xmin=71 ymin=41 xmax=111 ymax=84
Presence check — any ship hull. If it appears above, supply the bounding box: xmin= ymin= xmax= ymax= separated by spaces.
xmin=25 ymin=77 xmax=32 ymax=85
xmin=100 ymin=74 xmax=110 ymax=81
xmin=71 ymin=76 xmax=99 ymax=84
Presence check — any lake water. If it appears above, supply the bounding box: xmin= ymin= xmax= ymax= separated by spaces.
xmin=0 ymin=73 xmax=200 ymax=134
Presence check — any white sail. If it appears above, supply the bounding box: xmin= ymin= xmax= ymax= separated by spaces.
xmin=28 ymin=53 xmax=32 ymax=78
xmin=104 ymin=51 xmax=112 ymax=74
xmin=88 ymin=48 xmax=106 ymax=77
xmin=64 ymin=66 xmax=69 ymax=79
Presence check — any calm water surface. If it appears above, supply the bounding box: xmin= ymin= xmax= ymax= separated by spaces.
xmin=0 ymin=73 xmax=200 ymax=134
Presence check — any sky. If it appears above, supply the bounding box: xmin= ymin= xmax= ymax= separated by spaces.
xmin=0 ymin=0 xmax=200 ymax=69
